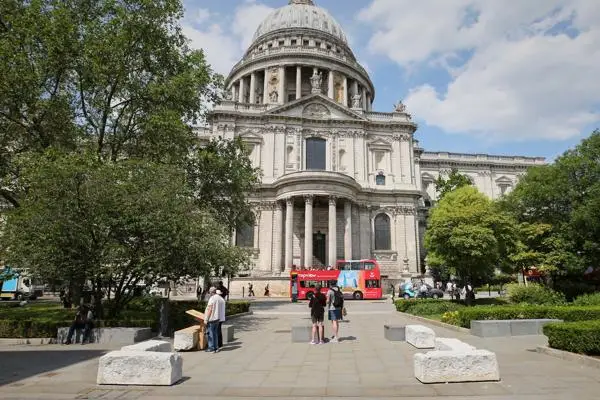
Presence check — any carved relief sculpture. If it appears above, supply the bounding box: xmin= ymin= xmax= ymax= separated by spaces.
xmin=269 ymin=90 xmax=279 ymax=103
xmin=267 ymin=68 xmax=279 ymax=102
xmin=303 ymin=103 xmax=331 ymax=119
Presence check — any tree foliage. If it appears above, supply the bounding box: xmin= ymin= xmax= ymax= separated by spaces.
xmin=1 ymin=152 xmax=249 ymax=317
xmin=503 ymin=130 xmax=600 ymax=275
xmin=425 ymin=186 xmax=516 ymax=283
xmin=434 ymin=168 xmax=473 ymax=201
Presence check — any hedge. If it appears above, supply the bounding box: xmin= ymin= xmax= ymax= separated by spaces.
xmin=543 ymin=320 xmax=600 ymax=355
xmin=453 ymin=305 xmax=600 ymax=328
xmin=0 ymin=299 xmax=251 ymax=338
xmin=395 ymin=299 xmax=464 ymax=315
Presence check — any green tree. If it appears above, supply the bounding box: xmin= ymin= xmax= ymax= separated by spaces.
xmin=425 ymin=186 xmax=516 ymax=283
xmin=434 ymin=169 xmax=473 ymax=201
xmin=1 ymin=151 xmax=248 ymax=317
xmin=0 ymin=0 xmax=222 ymax=207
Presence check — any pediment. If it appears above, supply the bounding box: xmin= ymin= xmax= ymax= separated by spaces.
xmin=238 ymin=129 xmax=263 ymax=143
xmin=367 ymin=138 xmax=393 ymax=148
xmin=265 ymin=94 xmax=367 ymax=121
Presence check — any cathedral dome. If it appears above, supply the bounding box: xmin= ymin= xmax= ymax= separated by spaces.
xmin=252 ymin=0 xmax=347 ymax=45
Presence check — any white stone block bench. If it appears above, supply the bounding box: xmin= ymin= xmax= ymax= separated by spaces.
xmin=122 ymin=339 xmax=172 ymax=352
xmin=97 ymin=351 xmax=183 ymax=386
xmin=384 ymin=325 xmax=406 ymax=341
xmin=222 ymin=324 xmax=234 ymax=343
xmin=414 ymin=349 xmax=500 ymax=383
xmin=471 ymin=319 xmax=562 ymax=337
xmin=434 ymin=337 xmax=476 ymax=352
xmin=174 ymin=325 xmax=200 ymax=351
xmin=57 ymin=327 xmax=153 ymax=345
xmin=406 ymin=325 xmax=435 ymax=349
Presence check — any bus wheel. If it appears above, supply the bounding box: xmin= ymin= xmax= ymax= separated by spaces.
xmin=403 ymin=293 xmax=410 ymax=300
xmin=432 ymin=293 xmax=440 ymax=299
xmin=353 ymin=291 xmax=363 ymax=300
xmin=306 ymin=291 xmax=314 ymax=300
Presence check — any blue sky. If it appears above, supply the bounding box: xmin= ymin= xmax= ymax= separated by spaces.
xmin=182 ymin=0 xmax=599 ymax=161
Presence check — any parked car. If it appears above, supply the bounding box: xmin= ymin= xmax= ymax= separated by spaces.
xmin=399 ymin=282 xmax=444 ymax=300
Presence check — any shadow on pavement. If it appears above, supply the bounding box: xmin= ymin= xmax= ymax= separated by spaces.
xmin=230 ymin=315 xmax=277 ymax=333
xmin=0 ymin=349 xmax=107 ymax=386
xmin=247 ymin=299 xmax=296 ymax=311
xmin=339 ymin=336 xmax=357 ymax=342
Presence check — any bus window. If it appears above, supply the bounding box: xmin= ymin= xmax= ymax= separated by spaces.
xmin=364 ymin=262 xmax=376 ymax=270
xmin=351 ymin=262 xmax=361 ymax=270
xmin=300 ymin=280 xmax=327 ymax=289
xmin=365 ymin=279 xmax=380 ymax=288
xmin=338 ymin=262 xmax=351 ymax=271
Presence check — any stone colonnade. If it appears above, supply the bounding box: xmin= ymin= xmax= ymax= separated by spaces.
xmin=230 ymin=66 xmax=372 ymax=111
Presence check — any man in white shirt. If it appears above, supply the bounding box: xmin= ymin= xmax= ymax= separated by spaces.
xmin=204 ymin=287 xmax=225 ymax=353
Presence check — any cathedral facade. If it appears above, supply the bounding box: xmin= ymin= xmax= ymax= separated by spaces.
xmin=198 ymin=0 xmax=544 ymax=293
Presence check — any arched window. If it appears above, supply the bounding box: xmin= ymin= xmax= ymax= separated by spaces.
xmin=306 ymin=137 xmax=326 ymax=170
xmin=236 ymin=223 xmax=255 ymax=248
xmin=374 ymin=213 xmax=391 ymax=250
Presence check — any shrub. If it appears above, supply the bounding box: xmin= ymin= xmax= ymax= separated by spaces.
xmin=506 ymin=283 xmax=565 ymax=305
xmin=0 ymin=319 xmax=156 ymax=338
xmin=441 ymin=311 xmax=460 ymax=325
xmin=572 ymin=292 xmax=600 ymax=306
xmin=395 ymin=299 xmax=464 ymax=316
xmin=453 ymin=305 xmax=600 ymax=328
xmin=543 ymin=320 xmax=600 ymax=355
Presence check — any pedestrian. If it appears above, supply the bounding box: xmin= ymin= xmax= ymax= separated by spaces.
xmin=291 ymin=281 xmax=298 ymax=302
xmin=309 ymin=284 xmax=326 ymax=344
xmin=248 ymin=283 xmax=255 ymax=297
xmin=327 ymin=282 xmax=344 ymax=343
xmin=446 ymin=281 xmax=453 ymax=295
xmin=264 ymin=284 xmax=270 ymax=296
xmin=204 ymin=287 xmax=225 ymax=353
xmin=216 ymin=280 xmax=229 ymax=301
xmin=390 ymin=283 xmax=395 ymax=301
xmin=464 ymin=282 xmax=475 ymax=306
xmin=419 ymin=281 xmax=428 ymax=298
xmin=215 ymin=289 xmax=227 ymax=349
xmin=64 ymin=304 xmax=94 ymax=345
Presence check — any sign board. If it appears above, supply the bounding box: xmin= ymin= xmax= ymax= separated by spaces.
xmin=185 ymin=309 xmax=205 ymax=322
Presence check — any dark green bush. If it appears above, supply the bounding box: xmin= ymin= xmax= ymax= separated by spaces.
xmin=506 ymin=283 xmax=566 ymax=305
xmin=543 ymin=320 xmax=600 ymax=355
xmin=394 ymin=299 xmax=463 ymax=315
xmin=454 ymin=305 xmax=600 ymax=328
xmin=0 ymin=298 xmax=250 ymax=338
xmin=572 ymin=292 xmax=600 ymax=306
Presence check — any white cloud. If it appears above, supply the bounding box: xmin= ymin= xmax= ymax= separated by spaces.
xmin=182 ymin=1 xmax=273 ymax=75
xmin=359 ymin=0 xmax=600 ymax=141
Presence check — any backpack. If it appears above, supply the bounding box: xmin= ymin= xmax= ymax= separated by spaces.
xmin=333 ymin=289 xmax=344 ymax=308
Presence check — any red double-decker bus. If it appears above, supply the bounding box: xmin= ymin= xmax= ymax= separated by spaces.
xmin=290 ymin=259 xmax=382 ymax=300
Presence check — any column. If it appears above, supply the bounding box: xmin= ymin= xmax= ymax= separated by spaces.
xmin=366 ymin=93 xmax=372 ymax=111
xmin=343 ymin=76 xmax=348 ymax=107
xmin=328 ymin=70 xmax=334 ymax=99
xmin=344 ymin=200 xmax=352 ymax=260
xmin=361 ymin=88 xmax=367 ymax=111
xmin=263 ymin=69 xmax=269 ymax=104
xmin=238 ymin=77 xmax=245 ymax=103
xmin=230 ymin=86 xmax=236 ymax=101
xmin=328 ymin=196 xmax=337 ymax=267
xmin=249 ymin=72 xmax=256 ymax=104
xmin=285 ymin=197 xmax=294 ymax=271
xmin=352 ymin=80 xmax=358 ymax=98
xmin=304 ymin=195 xmax=313 ymax=268
xmin=273 ymin=202 xmax=283 ymax=274
xmin=278 ymin=66 xmax=285 ymax=104
xmin=296 ymin=66 xmax=302 ymax=100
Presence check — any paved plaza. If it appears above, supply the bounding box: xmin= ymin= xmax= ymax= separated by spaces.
xmin=1 ymin=299 xmax=599 ymax=399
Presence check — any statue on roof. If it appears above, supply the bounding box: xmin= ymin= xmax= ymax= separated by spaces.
xmin=394 ymin=100 xmax=407 ymax=113
xmin=310 ymin=70 xmax=323 ymax=93
xmin=289 ymin=0 xmax=315 ymax=5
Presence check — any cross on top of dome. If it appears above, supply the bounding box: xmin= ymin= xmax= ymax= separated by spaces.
xmin=289 ymin=0 xmax=315 ymax=5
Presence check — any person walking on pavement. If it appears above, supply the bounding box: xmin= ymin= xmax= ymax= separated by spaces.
xmin=248 ymin=283 xmax=255 ymax=297
xmin=204 ymin=287 xmax=225 ymax=353
xmin=216 ymin=280 xmax=229 ymax=301
xmin=327 ymin=282 xmax=344 ymax=343
xmin=309 ymin=284 xmax=326 ymax=344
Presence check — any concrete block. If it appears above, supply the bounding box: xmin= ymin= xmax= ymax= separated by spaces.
xmin=222 ymin=324 xmax=234 ymax=343
xmin=57 ymin=327 xmax=153 ymax=345
xmin=174 ymin=326 xmax=199 ymax=351
xmin=292 ymin=324 xmax=311 ymax=343
xmin=470 ymin=320 xmax=511 ymax=338
xmin=121 ymin=339 xmax=172 ymax=352
xmin=97 ymin=351 xmax=182 ymax=386
xmin=510 ymin=319 xmax=562 ymax=336
xmin=414 ymin=350 xmax=500 ymax=383
xmin=435 ymin=338 xmax=476 ymax=352
xmin=406 ymin=325 xmax=435 ymax=349
xmin=384 ymin=325 xmax=405 ymax=341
